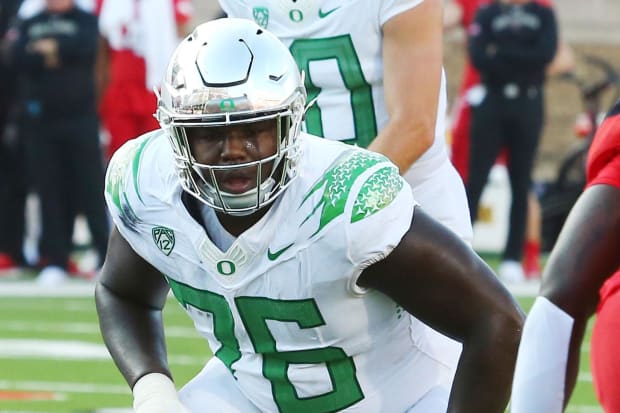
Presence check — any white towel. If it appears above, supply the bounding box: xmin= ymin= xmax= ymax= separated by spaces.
xmin=99 ymin=0 xmax=179 ymax=90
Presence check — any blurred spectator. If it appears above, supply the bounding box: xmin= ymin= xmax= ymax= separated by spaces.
xmin=0 ymin=0 xmax=27 ymax=273
xmin=446 ymin=0 xmax=574 ymax=281
xmin=7 ymin=0 xmax=109 ymax=284
xmin=95 ymin=0 xmax=192 ymax=161
xmin=18 ymin=0 xmax=94 ymax=18
xmin=466 ymin=0 xmax=558 ymax=283
xmin=447 ymin=0 xmax=573 ymax=182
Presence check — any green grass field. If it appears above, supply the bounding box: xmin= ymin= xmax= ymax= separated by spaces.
xmin=0 ymin=275 xmax=603 ymax=413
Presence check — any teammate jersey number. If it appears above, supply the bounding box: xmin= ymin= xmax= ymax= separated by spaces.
xmin=168 ymin=278 xmax=365 ymax=413
xmin=289 ymin=35 xmax=377 ymax=148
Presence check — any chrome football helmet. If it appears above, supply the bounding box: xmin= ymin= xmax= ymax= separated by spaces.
xmin=157 ymin=18 xmax=307 ymax=215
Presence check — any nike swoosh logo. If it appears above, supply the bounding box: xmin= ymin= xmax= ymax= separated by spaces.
xmin=267 ymin=243 xmax=294 ymax=261
xmin=318 ymin=6 xmax=341 ymax=18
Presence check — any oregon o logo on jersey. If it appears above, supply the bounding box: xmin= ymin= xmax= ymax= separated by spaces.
xmin=216 ymin=260 xmax=236 ymax=276
xmin=152 ymin=226 xmax=175 ymax=256
xmin=289 ymin=9 xmax=303 ymax=22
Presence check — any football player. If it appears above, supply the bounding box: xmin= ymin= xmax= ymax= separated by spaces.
xmin=218 ymin=0 xmax=472 ymax=383
xmin=96 ymin=18 xmax=524 ymax=413
xmin=219 ymin=0 xmax=472 ymax=242
xmin=512 ymin=99 xmax=620 ymax=413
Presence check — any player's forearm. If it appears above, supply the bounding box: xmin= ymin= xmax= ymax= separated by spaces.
xmin=511 ymin=297 xmax=574 ymax=413
xmin=95 ymin=282 xmax=172 ymax=388
xmin=367 ymin=118 xmax=434 ymax=174
xmin=448 ymin=312 xmax=522 ymax=413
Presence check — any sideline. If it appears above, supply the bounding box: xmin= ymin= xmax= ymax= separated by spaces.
xmin=0 ymin=279 xmax=541 ymax=298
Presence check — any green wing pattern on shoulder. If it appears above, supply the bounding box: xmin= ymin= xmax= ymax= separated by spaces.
xmin=105 ymin=136 xmax=152 ymax=231
xmin=351 ymin=166 xmax=403 ymax=223
xmin=299 ymin=150 xmax=388 ymax=236
xmin=132 ymin=136 xmax=153 ymax=204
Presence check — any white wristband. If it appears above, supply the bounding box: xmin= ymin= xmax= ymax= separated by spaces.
xmin=133 ymin=373 xmax=189 ymax=413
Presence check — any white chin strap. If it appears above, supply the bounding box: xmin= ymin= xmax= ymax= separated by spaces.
xmin=204 ymin=151 xmax=285 ymax=216
xmin=511 ymin=296 xmax=574 ymax=413
xmin=209 ymin=177 xmax=276 ymax=216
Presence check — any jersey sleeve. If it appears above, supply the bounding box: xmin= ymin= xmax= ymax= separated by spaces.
xmin=104 ymin=135 xmax=147 ymax=231
xmin=296 ymin=145 xmax=415 ymax=293
xmin=379 ymin=0 xmax=424 ymax=26
xmin=104 ymin=133 xmax=163 ymax=262
xmin=345 ymin=157 xmax=415 ymax=271
xmin=587 ymin=102 xmax=620 ymax=189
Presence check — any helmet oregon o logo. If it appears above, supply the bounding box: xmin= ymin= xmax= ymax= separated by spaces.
xmin=289 ymin=9 xmax=303 ymax=22
xmin=216 ymin=260 xmax=236 ymax=276
xmin=219 ymin=98 xmax=236 ymax=111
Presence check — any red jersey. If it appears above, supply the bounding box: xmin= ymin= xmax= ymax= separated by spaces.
xmin=455 ymin=0 xmax=487 ymax=30
xmin=586 ymin=100 xmax=620 ymax=189
xmin=586 ymin=100 xmax=620 ymax=341
xmin=96 ymin=0 xmax=192 ymax=116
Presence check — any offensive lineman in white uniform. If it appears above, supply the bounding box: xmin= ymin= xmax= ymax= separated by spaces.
xmin=218 ymin=0 xmax=471 ymax=380
xmin=95 ymin=19 xmax=522 ymax=413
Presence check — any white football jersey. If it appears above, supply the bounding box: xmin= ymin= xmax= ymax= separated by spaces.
xmin=218 ymin=0 xmax=449 ymax=174
xmin=105 ymin=131 xmax=452 ymax=412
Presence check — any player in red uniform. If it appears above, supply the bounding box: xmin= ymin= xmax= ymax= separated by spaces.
xmin=95 ymin=0 xmax=192 ymax=160
xmin=511 ymin=99 xmax=620 ymax=413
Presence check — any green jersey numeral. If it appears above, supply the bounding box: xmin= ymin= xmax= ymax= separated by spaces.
xmin=167 ymin=278 xmax=241 ymax=373
xmin=237 ymin=297 xmax=364 ymax=413
xmin=289 ymin=35 xmax=377 ymax=148
xmin=167 ymin=279 xmax=364 ymax=412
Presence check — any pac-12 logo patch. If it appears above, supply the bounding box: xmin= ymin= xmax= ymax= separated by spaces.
xmin=253 ymin=7 xmax=269 ymax=28
xmin=153 ymin=226 xmax=175 ymax=256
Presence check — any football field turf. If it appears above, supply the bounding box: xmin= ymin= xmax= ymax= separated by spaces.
xmin=0 ymin=276 xmax=603 ymax=413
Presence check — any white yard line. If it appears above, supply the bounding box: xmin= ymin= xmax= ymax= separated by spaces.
xmin=0 ymin=380 xmax=129 ymax=395
xmin=2 ymin=321 xmax=100 ymax=334
xmin=0 ymin=339 xmax=206 ymax=365
xmin=505 ymin=279 xmax=541 ymax=297
xmin=0 ymin=339 xmax=109 ymax=360
xmin=0 ymin=411 xmax=132 ymax=413
xmin=0 ymin=281 xmax=95 ymax=297
xmin=578 ymin=372 xmax=593 ymax=382
xmin=0 ymin=300 xmax=95 ymax=311
xmin=0 ymin=322 xmax=199 ymax=338
xmin=566 ymin=406 xmax=604 ymax=413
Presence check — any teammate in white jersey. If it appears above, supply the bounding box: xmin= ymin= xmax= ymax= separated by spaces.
xmin=95 ymin=18 xmax=523 ymax=413
xmin=218 ymin=0 xmax=472 ymax=241
xmin=218 ymin=0 xmax=470 ymax=382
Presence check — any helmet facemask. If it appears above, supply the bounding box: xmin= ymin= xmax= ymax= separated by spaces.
xmin=156 ymin=18 xmax=307 ymax=215
xmin=164 ymin=102 xmax=304 ymax=215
